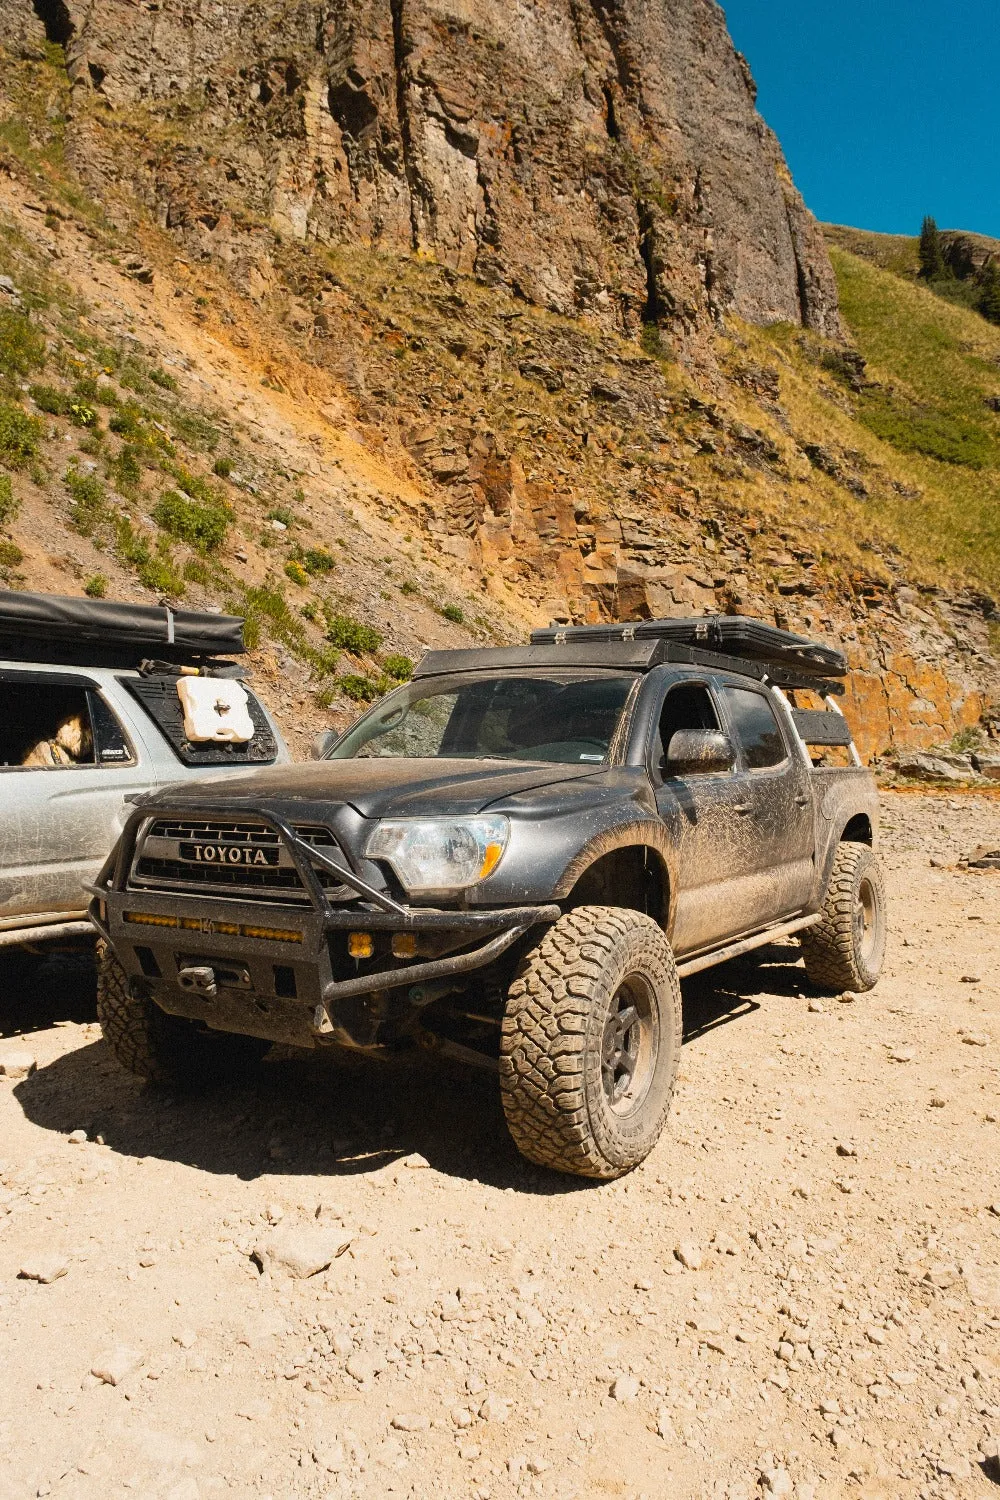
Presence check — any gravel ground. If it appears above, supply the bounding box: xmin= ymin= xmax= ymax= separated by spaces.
xmin=1 ymin=791 xmax=998 ymax=1500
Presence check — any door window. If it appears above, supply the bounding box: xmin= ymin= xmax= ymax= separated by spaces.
xmin=654 ymin=683 xmax=720 ymax=772
xmin=0 ymin=683 xmax=133 ymax=769
xmin=721 ymin=686 xmax=787 ymax=770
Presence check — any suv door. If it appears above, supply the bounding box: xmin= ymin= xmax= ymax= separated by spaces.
xmin=715 ymin=682 xmax=815 ymax=927
xmin=0 ymin=671 xmax=151 ymax=923
xmin=651 ymin=679 xmax=769 ymax=955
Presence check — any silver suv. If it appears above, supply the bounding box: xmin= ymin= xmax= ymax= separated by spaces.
xmin=0 ymin=591 xmax=288 ymax=957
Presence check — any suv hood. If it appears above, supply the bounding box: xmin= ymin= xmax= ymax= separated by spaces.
xmin=141 ymin=757 xmax=604 ymax=819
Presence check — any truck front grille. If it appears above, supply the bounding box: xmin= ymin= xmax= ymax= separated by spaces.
xmin=130 ymin=818 xmax=354 ymax=904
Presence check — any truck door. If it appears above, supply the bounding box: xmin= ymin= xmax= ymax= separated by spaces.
xmin=715 ymin=682 xmax=815 ymax=927
xmin=0 ymin=671 xmax=150 ymax=924
xmin=651 ymin=679 xmax=765 ymax=955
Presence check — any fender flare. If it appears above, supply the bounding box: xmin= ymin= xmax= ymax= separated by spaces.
xmin=552 ymin=820 xmax=678 ymax=937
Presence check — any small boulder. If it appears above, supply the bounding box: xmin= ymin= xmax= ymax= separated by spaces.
xmin=0 ymin=1052 xmax=36 ymax=1080
xmin=253 ymin=1224 xmax=353 ymax=1279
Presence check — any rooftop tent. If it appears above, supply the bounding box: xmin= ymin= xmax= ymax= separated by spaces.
xmin=530 ymin=615 xmax=847 ymax=679
xmin=0 ymin=590 xmax=245 ymax=666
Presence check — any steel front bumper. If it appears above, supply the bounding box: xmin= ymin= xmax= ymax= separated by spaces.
xmin=87 ymin=803 xmax=559 ymax=1049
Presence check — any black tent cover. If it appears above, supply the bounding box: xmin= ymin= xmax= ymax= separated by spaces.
xmin=0 ymin=589 xmax=244 ymax=661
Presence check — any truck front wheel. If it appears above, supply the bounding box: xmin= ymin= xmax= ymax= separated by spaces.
xmin=96 ymin=942 xmax=268 ymax=1088
xmin=499 ymin=906 xmax=681 ymax=1179
xmin=800 ymin=842 xmax=887 ymax=993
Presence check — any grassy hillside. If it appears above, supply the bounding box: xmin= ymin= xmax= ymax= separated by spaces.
xmin=829 ymin=247 xmax=1000 ymax=593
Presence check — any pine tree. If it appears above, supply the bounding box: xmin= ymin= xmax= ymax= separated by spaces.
xmin=918 ymin=216 xmax=947 ymax=280
xmin=978 ymin=258 xmax=1000 ymax=325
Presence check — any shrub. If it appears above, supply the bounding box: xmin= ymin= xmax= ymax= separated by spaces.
xmin=29 ymin=383 xmax=69 ymax=415
xmin=138 ymin=555 xmax=185 ymax=595
xmin=0 ymin=400 xmax=42 ymax=467
xmin=303 ymin=547 xmax=335 ymax=575
xmin=153 ymin=490 xmax=228 ymax=552
xmin=337 ymin=673 xmax=381 ymax=702
xmin=381 ymin=653 xmax=413 ymax=681
xmin=0 ymin=309 xmax=45 ymax=377
xmin=165 ymin=465 xmax=221 ymax=507
xmin=268 ymin=506 xmax=295 ymax=527
xmin=182 ymin=557 xmax=213 ymax=585
xmin=0 ymin=539 xmax=23 ymax=569
xmin=236 ymin=585 xmax=304 ymax=653
xmin=64 ymin=468 xmax=107 ymax=534
xmin=109 ymin=403 xmax=146 ymax=439
xmin=149 ymin=366 xmax=178 ymax=391
xmin=400 ymin=578 xmax=418 ymax=596
xmin=212 ymin=456 xmax=232 ymax=478
xmin=0 ymin=474 xmax=19 ymax=526
xmin=284 ymin=559 xmax=309 ymax=586
xmin=305 ymin=644 xmax=340 ymax=676
xmin=84 ymin=573 xmax=107 ymax=598
xmin=442 ymin=603 xmax=464 ymax=623
xmin=112 ymin=517 xmax=150 ymax=568
xmin=171 ymin=408 xmax=219 ymax=451
xmin=109 ymin=444 xmax=142 ymax=492
xmin=326 ymin=612 xmax=382 ymax=653
xmin=69 ymin=401 xmax=98 ymax=428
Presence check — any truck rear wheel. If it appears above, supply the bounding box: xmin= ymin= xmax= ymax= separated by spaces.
xmin=800 ymin=842 xmax=887 ymax=993
xmin=499 ymin=906 xmax=681 ymax=1179
xmin=96 ymin=942 xmax=268 ymax=1088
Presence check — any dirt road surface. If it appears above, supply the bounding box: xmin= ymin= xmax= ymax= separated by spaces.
xmin=1 ymin=792 xmax=999 ymax=1500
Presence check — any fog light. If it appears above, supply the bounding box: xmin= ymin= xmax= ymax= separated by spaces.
xmin=348 ymin=931 xmax=374 ymax=959
xmin=392 ymin=933 xmax=418 ymax=959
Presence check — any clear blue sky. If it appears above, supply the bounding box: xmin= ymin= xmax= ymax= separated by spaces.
xmin=720 ymin=1 xmax=1000 ymax=239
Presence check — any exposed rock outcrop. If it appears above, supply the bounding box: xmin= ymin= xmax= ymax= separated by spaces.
xmin=3 ymin=0 xmax=841 ymax=344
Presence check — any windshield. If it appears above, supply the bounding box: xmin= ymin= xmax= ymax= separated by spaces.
xmin=329 ymin=671 xmax=637 ymax=764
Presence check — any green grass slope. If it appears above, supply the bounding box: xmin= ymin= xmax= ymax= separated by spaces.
xmin=827 ymin=246 xmax=1000 ymax=595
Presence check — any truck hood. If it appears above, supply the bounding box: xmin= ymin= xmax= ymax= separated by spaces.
xmin=141 ymin=757 xmax=605 ymax=819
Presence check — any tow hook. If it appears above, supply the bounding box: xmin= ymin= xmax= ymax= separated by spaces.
xmin=176 ymin=965 xmax=218 ymax=999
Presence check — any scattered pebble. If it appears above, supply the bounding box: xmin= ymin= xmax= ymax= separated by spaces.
xmin=18 ymin=1254 xmax=69 ymax=1285
xmin=91 ymin=1346 xmax=142 ymax=1387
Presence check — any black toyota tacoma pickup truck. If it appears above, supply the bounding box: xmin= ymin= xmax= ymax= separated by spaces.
xmin=89 ymin=618 xmax=885 ymax=1179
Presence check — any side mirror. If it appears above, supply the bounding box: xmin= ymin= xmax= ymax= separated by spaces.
xmin=311 ymin=730 xmax=338 ymax=761
xmin=663 ymin=729 xmax=735 ymax=776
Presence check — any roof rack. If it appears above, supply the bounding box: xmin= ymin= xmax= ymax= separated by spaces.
xmin=531 ymin=615 xmax=847 ymax=678
xmin=412 ymin=638 xmax=845 ymax=694
xmin=0 ymin=590 xmax=244 ymax=669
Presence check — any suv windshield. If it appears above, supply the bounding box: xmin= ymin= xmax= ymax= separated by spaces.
xmin=330 ymin=672 xmax=637 ymax=765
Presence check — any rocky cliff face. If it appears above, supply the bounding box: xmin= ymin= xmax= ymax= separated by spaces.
xmin=8 ymin=0 xmax=840 ymax=346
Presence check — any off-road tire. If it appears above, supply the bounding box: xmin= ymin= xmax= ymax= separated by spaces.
xmin=96 ymin=941 xmax=268 ymax=1088
xmin=499 ymin=906 xmax=682 ymax=1179
xmin=800 ymin=842 xmax=887 ymax=993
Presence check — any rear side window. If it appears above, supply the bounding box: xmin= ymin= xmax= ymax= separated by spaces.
xmin=120 ymin=674 xmax=278 ymax=766
xmin=0 ymin=680 xmax=136 ymax=769
xmin=0 ymin=682 xmax=98 ymax=769
xmin=722 ymin=686 xmax=787 ymax=770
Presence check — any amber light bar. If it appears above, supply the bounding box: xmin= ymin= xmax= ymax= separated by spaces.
xmin=123 ymin=912 xmax=303 ymax=944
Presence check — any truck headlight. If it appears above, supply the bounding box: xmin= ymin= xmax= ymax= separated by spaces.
xmin=365 ymin=816 xmax=509 ymax=893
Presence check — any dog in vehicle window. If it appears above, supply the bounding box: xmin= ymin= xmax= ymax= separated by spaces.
xmin=22 ymin=713 xmax=94 ymax=768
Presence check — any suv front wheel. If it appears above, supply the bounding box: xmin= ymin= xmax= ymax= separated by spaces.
xmin=499 ymin=905 xmax=682 ymax=1179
